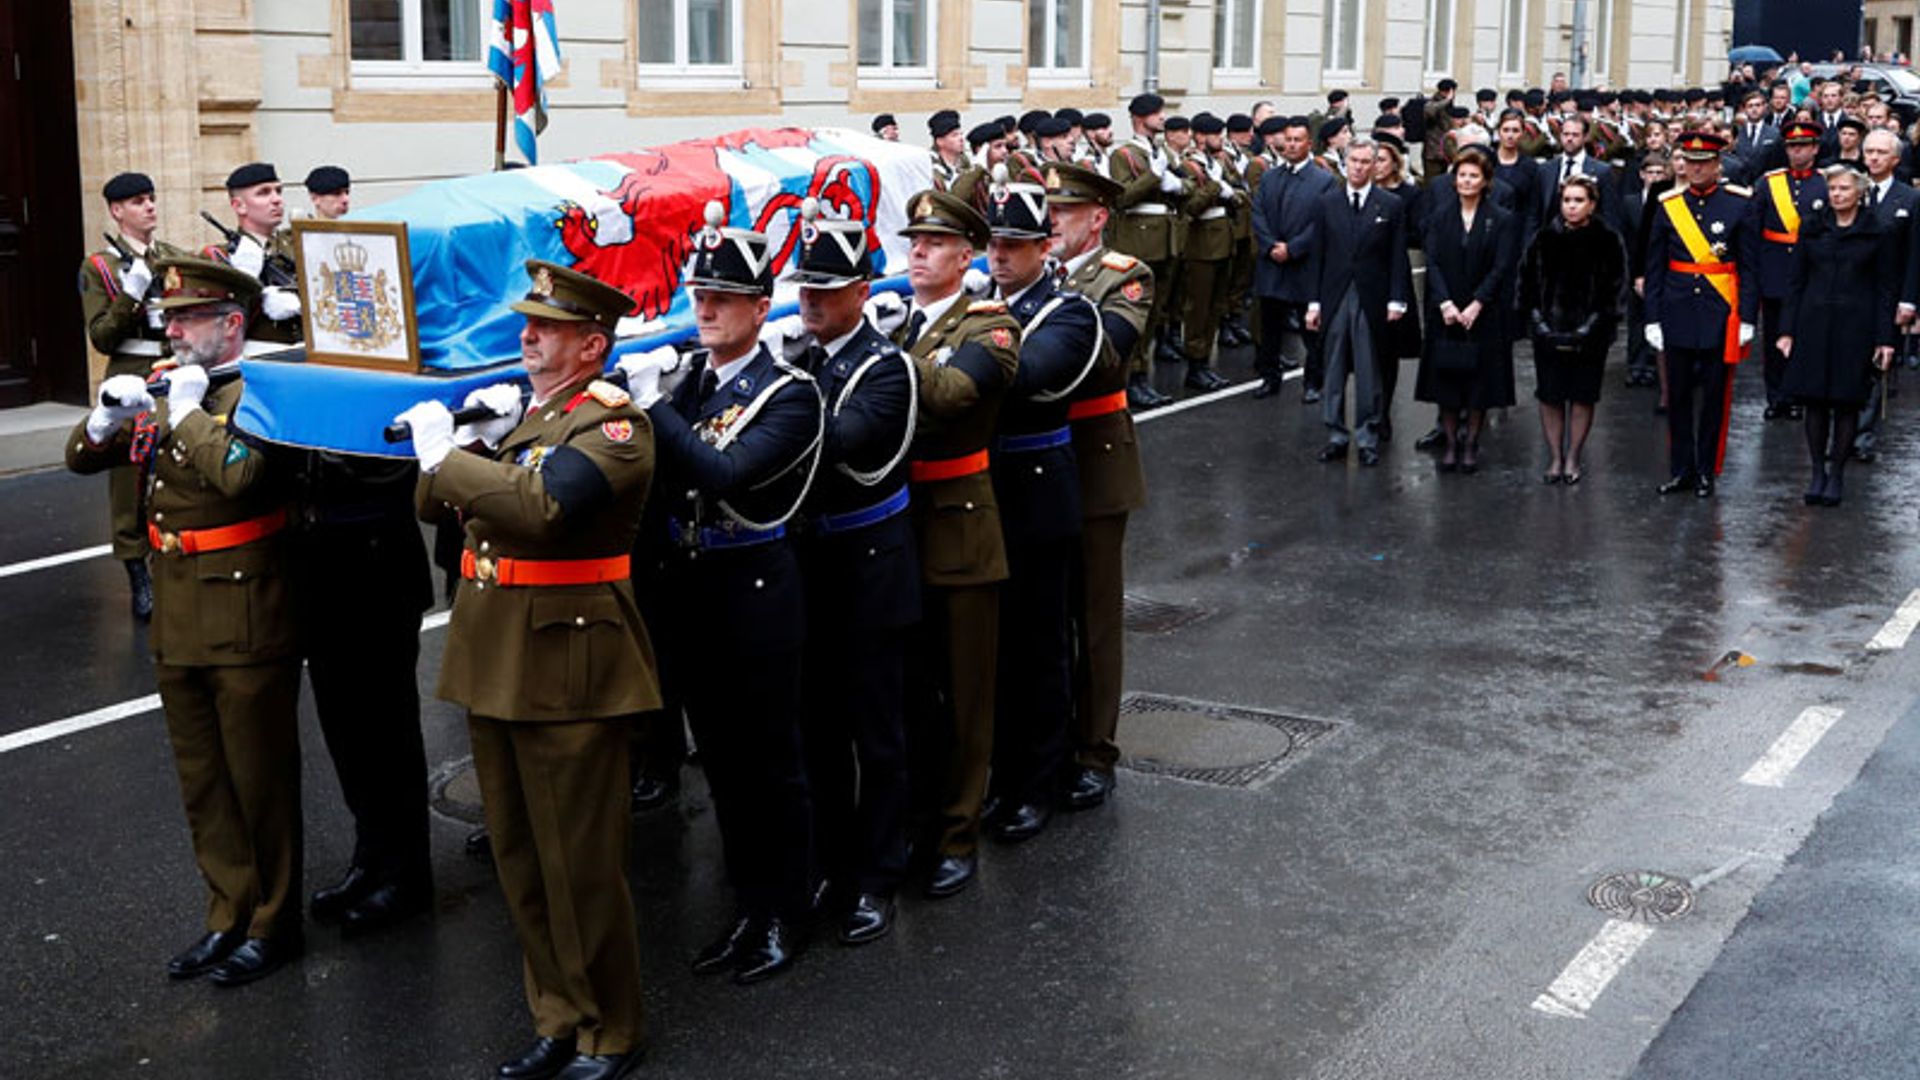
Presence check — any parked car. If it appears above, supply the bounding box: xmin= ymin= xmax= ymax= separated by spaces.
xmin=1808 ymin=63 xmax=1920 ymax=126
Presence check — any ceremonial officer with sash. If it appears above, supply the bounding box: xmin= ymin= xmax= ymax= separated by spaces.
xmin=786 ymin=200 xmax=921 ymax=945
xmin=883 ymin=191 xmax=1020 ymax=897
xmin=1755 ymin=121 xmax=1826 ymax=421
xmin=1644 ymin=131 xmax=1759 ymax=498
xmin=1046 ymin=163 xmax=1152 ymax=810
xmin=400 ymin=259 xmax=656 ymax=1080
xmin=618 ymin=203 xmax=825 ymax=984
xmin=79 ymin=171 xmax=183 ymax=619
xmin=203 ymin=163 xmax=303 ymax=344
xmin=69 ymin=257 xmax=303 ymax=987
xmin=979 ymin=165 xmax=1101 ymax=842
xmin=1108 ymin=93 xmax=1187 ymax=409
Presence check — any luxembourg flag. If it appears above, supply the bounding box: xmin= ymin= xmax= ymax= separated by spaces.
xmin=487 ymin=0 xmax=562 ymax=164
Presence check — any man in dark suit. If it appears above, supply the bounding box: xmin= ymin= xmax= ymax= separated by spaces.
xmin=1855 ymin=128 xmax=1919 ymax=460
xmin=1251 ymin=116 xmax=1338 ymax=400
xmin=1733 ymin=91 xmax=1782 ymax=165
xmin=1537 ymin=114 xmax=1621 ymax=232
xmin=1304 ymin=138 xmax=1413 ymax=466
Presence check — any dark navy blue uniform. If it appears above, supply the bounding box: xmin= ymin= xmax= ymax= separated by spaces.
xmin=1753 ymin=168 xmax=1827 ymax=408
xmin=793 ymin=320 xmax=921 ymax=900
xmin=990 ymin=273 xmax=1100 ymax=815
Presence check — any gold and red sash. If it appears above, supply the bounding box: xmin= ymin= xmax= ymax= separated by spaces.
xmin=1662 ymin=190 xmax=1746 ymax=367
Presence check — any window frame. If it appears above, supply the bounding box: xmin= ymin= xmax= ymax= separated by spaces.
xmin=1211 ymin=0 xmax=1262 ymax=87
xmin=1499 ymin=0 xmax=1525 ymax=78
xmin=1591 ymin=0 xmax=1613 ymax=82
xmin=1027 ymin=0 xmax=1093 ymax=88
xmin=858 ymin=0 xmax=939 ymax=89
xmin=349 ymin=0 xmax=493 ymax=90
xmin=1321 ymin=0 xmax=1363 ymax=81
xmin=1672 ymin=0 xmax=1691 ymax=81
xmin=1423 ymin=0 xmax=1453 ymax=79
xmin=636 ymin=0 xmax=748 ymax=90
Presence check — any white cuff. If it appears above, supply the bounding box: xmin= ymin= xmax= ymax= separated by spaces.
xmin=1388 ymin=302 xmax=1408 ymax=315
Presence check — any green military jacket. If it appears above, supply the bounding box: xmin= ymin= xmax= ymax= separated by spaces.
xmin=1065 ymin=249 xmax=1150 ymax=517
xmin=68 ymin=373 xmax=296 ymax=667
xmin=931 ymin=149 xmax=972 ymax=191
xmin=418 ymin=371 xmax=661 ymax=723
xmin=203 ymin=228 xmax=301 ymax=345
xmin=1108 ymin=135 xmax=1182 ymax=263
xmin=894 ymin=295 xmax=1020 ymax=587
xmin=80 ymin=237 xmax=186 ymax=370
xmin=1178 ymin=152 xmax=1234 ymax=262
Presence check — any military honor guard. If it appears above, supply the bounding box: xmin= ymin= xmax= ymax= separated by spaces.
xmin=1755 ymin=121 xmax=1826 ymax=421
xmin=204 ymin=162 xmax=303 ymax=343
xmin=304 ymin=165 xmax=352 ymax=220
xmin=69 ymin=257 xmax=304 ymax=987
xmin=1177 ymin=114 xmax=1237 ymax=391
xmin=1045 ymin=164 xmax=1152 ymax=809
xmin=617 ymin=203 xmax=826 ymax=983
xmin=1108 ymin=93 xmax=1188 ymax=409
xmin=785 ymin=200 xmax=921 ymax=944
xmin=1079 ymin=112 xmax=1115 ymax=171
xmin=929 ymin=109 xmax=970 ymax=190
xmin=1643 ymin=130 xmax=1759 ymax=498
xmin=79 ymin=171 xmax=181 ymax=619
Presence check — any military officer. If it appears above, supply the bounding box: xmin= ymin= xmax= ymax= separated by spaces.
xmin=1045 ymin=164 xmax=1151 ymax=810
xmin=204 ymin=163 xmax=303 ymax=343
xmin=879 ymin=191 xmax=1019 ymax=897
xmin=1108 ymin=93 xmax=1187 ymax=409
xmin=399 ymin=259 xmax=656 ymax=1080
xmin=1080 ymin=112 xmax=1115 ymax=172
xmin=1222 ymin=114 xmax=1259 ymax=349
xmin=79 ymin=171 xmax=182 ymax=619
xmin=304 ymin=165 xmax=351 ymax=220
xmin=1754 ymin=121 xmax=1826 ymax=421
xmin=779 ymin=200 xmax=921 ymax=945
xmin=617 ymin=203 xmax=825 ymax=984
xmin=929 ymin=110 xmax=970 ymax=190
xmin=977 ymin=166 xmax=1100 ymax=842
xmin=1178 ymin=114 xmax=1237 ymax=391
xmin=950 ymin=122 xmax=1011 ymax=213
xmin=69 ymin=256 xmax=303 ymax=987
xmin=1643 ymin=131 xmax=1759 ymax=498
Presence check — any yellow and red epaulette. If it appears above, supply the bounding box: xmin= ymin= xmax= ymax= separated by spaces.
xmin=586 ymin=379 xmax=631 ymax=407
xmin=1723 ymin=184 xmax=1753 ymax=197
xmin=1100 ymin=252 xmax=1139 ymax=272
xmin=967 ymin=299 xmax=1008 ymax=314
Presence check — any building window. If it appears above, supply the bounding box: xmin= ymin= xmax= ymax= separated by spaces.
xmin=859 ymin=0 xmax=935 ymax=83
xmin=1322 ymin=0 xmax=1361 ymax=76
xmin=1500 ymin=0 xmax=1525 ymax=77
xmin=1028 ymin=0 xmax=1089 ymax=83
xmin=350 ymin=0 xmax=489 ymax=85
xmin=1591 ymin=0 xmax=1613 ymax=81
xmin=1673 ymin=0 xmax=1691 ymax=77
xmin=1212 ymin=0 xmax=1258 ymax=78
xmin=1424 ymin=0 xmax=1453 ymax=75
xmin=1896 ymin=16 xmax=1913 ymax=59
xmin=638 ymin=0 xmax=743 ymax=85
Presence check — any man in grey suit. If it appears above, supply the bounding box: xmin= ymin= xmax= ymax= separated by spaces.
xmin=1251 ymin=116 xmax=1339 ymax=401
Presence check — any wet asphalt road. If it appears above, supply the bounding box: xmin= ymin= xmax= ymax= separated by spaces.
xmin=4 ymin=338 xmax=1920 ymax=1080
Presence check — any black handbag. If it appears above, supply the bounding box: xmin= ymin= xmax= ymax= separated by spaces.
xmin=1432 ymin=329 xmax=1479 ymax=372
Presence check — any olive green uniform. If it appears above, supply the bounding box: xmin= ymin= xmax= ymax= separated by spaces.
xmin=1108 ymin=136 xmax=1188 ymax=377
xmin=1179 ymin=152 xmax=1235 ymax=369
xmin=1228 ymin=150 xmax=1262 ymax=332
xmin=417 ymin=372 xmax=659 ymax=1055
xmin=203 ymin=229 xmax=302 ymax=344
xmin=67 ymin=375 xmax=304 ymax=944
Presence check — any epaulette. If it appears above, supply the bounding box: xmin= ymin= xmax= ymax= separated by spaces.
xmin=1659 ymin=187 xmax=1687 ymax=202
xmin=772 ymin=357 xmax=817 ymax=382
xmin=1100 ymin=252 xmax=1139 ymax=272
xmin=1762 ymin=168 xmax=1786 ymax=179
xmin=1724 ymin=184 xmax=1752 ymax=197
xmin=967 ymin=299 xmax=1008 ymax=314
xmin=585 ymin=379 xmax=631 ymax=407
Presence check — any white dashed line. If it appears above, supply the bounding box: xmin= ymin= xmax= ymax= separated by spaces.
xmin=1741 ymin=706 xmax=1845 ymax=787
xmin=1867 ymin=589 xmax=1920 ymax=652
xmin=0 ymin=544 xmax=113 ymax=580
xmin=1132 ymin=368 xmax=1298 ymax=426
xmin=1531 ymin=919 xmax=1657 ymax=1020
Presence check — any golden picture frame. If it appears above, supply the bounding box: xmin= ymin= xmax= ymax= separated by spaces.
xmin=291 ymin=218 xmax=422 ymax=373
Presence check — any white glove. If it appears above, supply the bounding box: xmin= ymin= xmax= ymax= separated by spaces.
xmin=1738 ymin=322 xmax=1755 ymax=347
xmin=962 ymin=267 xmax=992 ymax=296
xmin=87 ymin=374 xmax=154 ymax=442
xmin=863 ymin=291 xmax=908 ymax=334
xmin=1645 ymin=323 xmax=1665 ymax=352
xmin=260 ymin=285 xmax=301 ymax=322
xmin=1157 ymin=169 xmax=1186 ymax=194
xmin=614 ymin=345 xmax=680 ymax=408
xmin=454 ymin=383 xmax=524 ymax=449
xmin=228 ymin=236 xmax=266 ymax=279
xmin=163 ymin=363 xmax=210 ymax=418
xmin=757 ymin=313 xmax=805 ymax=348
xmin=394 ymin=401 xmax=456 ymax=472
xmin=119 ymin=258 xmax=151 ymax=299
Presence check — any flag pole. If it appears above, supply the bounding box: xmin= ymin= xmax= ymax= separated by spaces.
xmin=494 ymin=83 xmax=509 ymax=172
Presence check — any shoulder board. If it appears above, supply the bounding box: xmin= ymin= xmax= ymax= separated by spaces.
xmin=1658 ymin=187 xmax=1687 ymax=202
xmin=585 ymin=379 xmax=631 ymax=407
xmin=1723 ymin=184 xmax=1752 ymax=197
xmin=772 ymin=358 xmax=817 ymax=382
xmin=967 ymin=300 xmax=1007 ymax=314
xmin=1100 ymin=252 xmax=1139 ymax=272
xmin=1763 ymin=168 xmax=1786 ymax=178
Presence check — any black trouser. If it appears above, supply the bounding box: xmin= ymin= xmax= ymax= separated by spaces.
xmin=1854 ymin=371 xmax=1885 ymax=455
xmin=991 ymin=534 xmax=1077 ymax=810
xmin=1666 ymin=346 xmax=1733 ymax=478
xmin=1256 ymin=297 xmax=1320 ymax=384
xmin=1626 ymin=291 xmax=1656 ymax=378
xmin=802 ymin=629 xmax=909 ymax=897
xmin=1761 ymin=297 xmax=1789 ymax=406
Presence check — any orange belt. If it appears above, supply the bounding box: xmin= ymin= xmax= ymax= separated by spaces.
xmin=1667 ymin=259 xmax=1747 ymax=369
xmin=909 ymin=449 xmax=990 ymax=484
xmin=1067 ymin=390 xmax=1129 ymax=422
xmin=1761 ymin=230 xmax=1799 ymax=244
xmin=460 ymin=550 xmax=631 ymax=587
xmin=148 ymin=508 xmax=287 ymax=556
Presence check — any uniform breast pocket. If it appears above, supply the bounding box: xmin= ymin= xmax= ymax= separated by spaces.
xmin=194 ymin=545 xmax=290 ymax=656
xmin=527 ymin=592 xmax=630 ymax=713
xmin=920 ymin=485 xmax=998 ymax=576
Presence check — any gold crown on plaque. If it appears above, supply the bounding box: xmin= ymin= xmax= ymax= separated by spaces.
xmin=332 ymin=237 xmax=369 ymax=273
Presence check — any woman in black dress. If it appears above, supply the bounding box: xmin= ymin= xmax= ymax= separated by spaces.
xmin=1777 ymin=163 xmax=1899 ymax=506
xmin=1516 ymin=174 xmax=1627 ymax=483
xmin=1414 ymin=146 xmax=1518 ymax=473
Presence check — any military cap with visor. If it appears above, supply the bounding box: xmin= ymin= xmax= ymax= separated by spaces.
xmin=1044 ymin=162 xmax=1125 ymax=207
xmin=149 ymin=255 xmax=262 ymax=311
xmin=900 ymin=189 xmax=992 ymax=250
xmin=1675 ymin=130 xmax=1730 ymax=161
xmin=511 ymin=258 xmax=637 ymax=329
xmin=679 ymin=201 xmax=774 ymax=297
xmin=1782 ymin=120 xmax=1822 ymax=145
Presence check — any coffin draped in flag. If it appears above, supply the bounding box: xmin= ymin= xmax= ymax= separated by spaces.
xmin=237 ymin=128 xmax=933 ymax=456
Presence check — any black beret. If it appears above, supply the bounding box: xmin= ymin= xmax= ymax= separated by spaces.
xmin=929 ymin=111 xmax=962 ymax=138
xmin=1447 ymin=105 xmax=1472 ymax=119
xmin=304 ymin=165 xmax=350 ymax=195
xmin=967 ymin=122 xmax=1005 ymax=148
xmin=1374 ymin=112 xmax=1405 ymax=130
xmin=1055 ymin=107 xmax=1084 ymax=125
xmin=102 ymin=171 xmax=154 ymax=203
xmin=1081 ymin=112 xmax=1112 ymax=130
xmin=1227 ymin=113 xmax=1253 ymax=132
xmin=1328 ymin=89 xmax=1349 ymax=104
xmin=1684 ymin=87 xmax=1708 ymax=100
xmin=1506 ymin=88 xmax=1527 ymax=101
xmin=995 ymin=114 xmax=1018 ymax=133
xmin=1255 ymin=117 xmax=1286 ymax=137
xmin=1476 ymin=87 xmax=1498 ymax=102
xmin=1437 ymin=78 xmax=1458 ymax=93
xmin=1128 ymin=93 xmax=1165 ymax=117
xmin=1018 ymin=109 xmax=1051 ymax=134
xmin=225 ymin=162 xmax=278 ymax=190
xmin=1379 ymin=96 xmax=1401 ymax=112
xmin=1193 ymin=113 xmax=1226 ymax=135
xmin=1319 ymin=116 xmax=1351 ymax=140
xmin=1164 ymin=115 xmax=1192 ymax=132
xmin=1549 ymin=90 xmax=1574 ymax=105
xmin=871 ymin=113 xmax=898 ymax=133
xmin=1524 ymin=89 xmax=1546 ymax=106
xmin=1035 ymin=115 xmax=1072 ymax=138
xmin=1838 ymin=115 xmax=1870 ymax=135
xmin=1374 ymin=131 xmax=1408 ymax=154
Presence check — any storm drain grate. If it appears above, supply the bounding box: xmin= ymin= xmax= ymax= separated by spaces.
xmin=429 ymin=756 xmax=486 ymax=824
xmin=1586 ymin=871 xmax=1696 ymax=923
xmin=1123 ymin=593 xmax=1211 ymax=634
xmin=1117 ymin=692 xmax=1338 ymax=790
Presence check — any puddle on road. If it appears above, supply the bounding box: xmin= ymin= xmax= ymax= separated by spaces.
xmin=1700 ymin=650 xmax=1846 ymax=681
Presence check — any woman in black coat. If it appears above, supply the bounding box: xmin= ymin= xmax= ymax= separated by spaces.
xmin=1516 ymin=174 xmax=1628 ymax=483
xmin=1777 ymin=163 xmax=1899 ymax=507
xmin=1413 ymin=146 xmax=1518 ymax=473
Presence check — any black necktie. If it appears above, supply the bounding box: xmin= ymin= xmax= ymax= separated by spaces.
xmin=1562 ymin=157 xmax=1575 ymax=185
xmin=805 ymin=343 xmax=829 ymax=371
xmin=1351 ymin=190 xmax=1362 ymax=213
xmin=697 ymin=368 xmax=719 ymax=404
xmin=1871 ymin=184 xmax=1882 ymax=209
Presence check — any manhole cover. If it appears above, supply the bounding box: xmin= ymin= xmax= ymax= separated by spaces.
xmin=429 ymin=756 xmax=486 ymax=824
xmin=1123 ymin=594 xmax=1210 ymax=634
xmin=1117 ymin=692 xmax=1337 ymax=790
xmin=1587 ymin=871 xmax=1696 ymax=923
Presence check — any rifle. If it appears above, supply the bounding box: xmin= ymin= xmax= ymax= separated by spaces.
xmin=102 ymin=232 xmax=136 ymax=270
xmin=200 ymin=211 xmax=299 ymax=291
xmin=383 ymin=348 xmax=695 ymax=442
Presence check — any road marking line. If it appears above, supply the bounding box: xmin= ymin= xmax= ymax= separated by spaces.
xmin=0 ymin=544 xmax=114 ymax=580
xmin=1741 ymin=706 xmax=1844 ymax=787
xmin=0 ymin=610 xmax=454 ymax=756
xmin=1867 ymin=589 xmax=1920 ymax=651
xmin=1133 ymin=369 xmax=1299 ymax=426
xmin=1530 ymin=919 xmax=1657 ymax=1020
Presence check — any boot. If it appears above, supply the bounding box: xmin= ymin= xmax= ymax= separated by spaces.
xmin=125 ymin=559 xmax=153 ymax=621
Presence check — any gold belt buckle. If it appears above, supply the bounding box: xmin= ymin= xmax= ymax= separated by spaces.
xmin=475 ymin=555 xmax=497 ymax=582
xmin=158 ymin=531 xmax=182 ymax=555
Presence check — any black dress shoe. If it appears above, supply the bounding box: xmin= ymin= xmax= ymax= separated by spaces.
xmin=1357 ymin=447 xmax=1381 ymax=467
xmin=166 ymin=928 xmax=244 ymax=980
xmin=1126 ymin=376 xmax=1174 ymax=409
xmin=311 ymin=865 xmax=373 ymax=923
xmin=208 ymin=934 xmax=303 ymax=988
xmin=1063 ymin=767 xmax=1115 ymax=811
xmin=979 ymin=791 xmax=1004 ymax=825
xmin=465 ymin=827 xmax=493 ymax=863
xmin=990 ymin=802 xmax=1052 ymax=844
xmin=1694 ymin=475 xmax=1715 ymax=498
xmin=1302 ymin=387 xmax=1322 ymax=404
xmin=497 ymin=1036 xmax=577 ymax=1080
xmin=1184 ymin=366 xmax=1229 ymax=391
xmin=732 ymin=916 xmax=799 ymax=985
xmin=1414 ymin=427 xmax=1444 ymax=451
xmin=1656 ymin=474 xmax=1697 ymax=495
xmin=1316 ymin=442 xmax=1348 ymax=463
xmin=1762 ymin=403 xmax=1782 ymax=420
xmin=925 ymin=854 xmax=978 ymax=899
xmin=1819 ymin=473 xmax=1844 ymax=506
xmin=341 ymin=878 xmax=433 ymax=937
xmin=692 ymin=914 xmax=755 ymax=974
xmin=1250 ymin=377 xmax=1284 ymax=399
xmin=629 ymin=774 xmax=680 ymax=813
xmin=839 ymin=894 xmax=895 ymax=945
xmin=125 ymin=559 xmax=153 ymax=621
xmin=555 ymin=1052 xmax=636 ymax=1080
